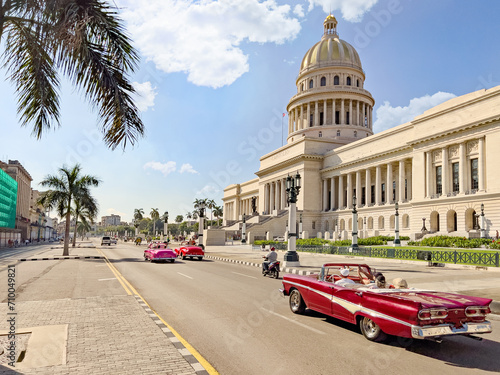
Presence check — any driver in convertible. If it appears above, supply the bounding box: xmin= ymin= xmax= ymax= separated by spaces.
xmin=335 ymin=268 xmax=355 ymax=286
xmin=262 ymin=247 xmax=277 ymax=274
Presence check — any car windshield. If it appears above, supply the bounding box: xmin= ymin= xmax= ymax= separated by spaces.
xmin=102 ymin=237 xmax=110 ymax=240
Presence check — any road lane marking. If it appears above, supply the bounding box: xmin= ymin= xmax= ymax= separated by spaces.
xmin=95 ymin=249 xmax=218 ymax=374
xmin=96 ymin=248 xmax=132 ymax=295
xmin=232 ymin=271 xmax=257 ymax=279
xmin=260 ymin=308 xmax=326 ymax=335
xmin=177 ymin=272 xmax=193 ymax=279
xmin=98 ymin=278 xmax=117 ymax=281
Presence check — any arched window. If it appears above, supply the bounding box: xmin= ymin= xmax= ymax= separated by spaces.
xmin=309 ymin=79 xmax=313 ymax=89
xmin=334 ymin=75 xmax=339 ymax=85
xmin=337 ymin=130 xmax=340 ymax=137
xmin=354 ymin=131 xmax=357 ymax=137
xmin=320 ymin=76 xmax=326 ymax=86
xmin=347 ymin=77 xmax=351 ymax=86
xmin=301 ymin=83 xmax=304 ymax=92
xmin=356 ymin=79 xmax=360 ymax=87
xmin=319 ymin=131 xmax=322 ymax=138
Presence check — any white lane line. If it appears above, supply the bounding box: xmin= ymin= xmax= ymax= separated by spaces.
xmin=98 ymin=278 xmax=117 ymax=281
xmin=232 ymin=271 xmax=257 ymax=279
xmin=178 ymin=272 xmax=193 ymax=279
xmin=261 ymin=308 xmax=326 ymax=335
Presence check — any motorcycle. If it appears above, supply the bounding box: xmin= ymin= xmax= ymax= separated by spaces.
xmin=262 ymin=258 xmax=280 ymax=279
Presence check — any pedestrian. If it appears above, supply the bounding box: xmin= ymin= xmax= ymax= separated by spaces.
xmin=496 ymin=230 xmax=499 ymax=240
xmin=14 ymin=239 xmax=18 ymax=247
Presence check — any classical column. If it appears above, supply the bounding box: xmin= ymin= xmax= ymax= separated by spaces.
xmin=294 ymin=108 xmax=298 ymax=132
xmin=442 ymin=146 xmax=448 ymax=195
xmin=338 ymin=175 xmax=344 ymax=208
xmin=340 ymin=99 xmax=345 ymax=125
xmin=356 ymin=170 xmax=361 ymax=205
xmin=387 ymin=163 xmax=393 ymax=203
xmin=399 ymin=160 xmax=405 ymax=202
xmin=307 ymin=103 xmax=311 ymax=128
xmin=356 ymin=101 xmax=360 ymax=126
xmin=347 ymin=173 xmax=352 ymax=209
xmin=459 ymin=143 xmax=466 ymax=194
xmin=362 ymin=102 xmax=366 ymax=126
xmin=426 ymin=151 xmax=432 ymax=197
xmin=370 ymin=106 xmax=373 ymax=128
xmin=276 ymin=181 xmax=280 ymax=210
xmin=323 ymin=100 xmax=327 ymax=125
xmin=365 ymin=168 xmax=371 ymax=205
xmin=349 ymin=99 xmax=353 ymax=125
xmin=375 ymin=165 xmax=381 ymax=205
xmin=314 ymin=101 xmax=319 ymax=126
xmin=281 ymin=179 xmax=287 ymax=208
xmin=479 ymin=137 xmax=485 ymax=191
xmin=330 ymin=177 xmax=336 ymax=210
xmin=332 ymin=99 xmax=336 ymax=125
xmin=323 ymin=179 xmax=328 ymax=211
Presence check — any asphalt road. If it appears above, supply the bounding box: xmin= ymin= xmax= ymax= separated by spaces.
xmin=102 ymin=241 xmax=500 ymax=375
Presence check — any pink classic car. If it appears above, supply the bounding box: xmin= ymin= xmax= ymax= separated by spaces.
xmin=280 ymin=263 xmax=492 ymax=343
xmin=144 ymin=242 xmax=176 ymax=263
xmin=175 ymin=246 xmax=204 ymax=260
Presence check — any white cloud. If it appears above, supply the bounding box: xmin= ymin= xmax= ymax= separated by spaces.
xmin=179 ymin=163 xmax=198 ymax=174
xmin=196 ymin=184 xmax=220 ymax=197
xmin=293 ymin=4 xmax=305 ymax=17
xmin=308 ymin=0 xmax=379 ymax=22
xmin=117 ymin=0 xmax=301 ymax=88
xmin=373 ymin=92 xmax=457 ymax=133
xmin=106 ymin=208 xmax=127 ymax=217
xmin=143 ymin=161 xmax=177 ymax=176
xmin=132 ymin=81 xmax=157 ymax=112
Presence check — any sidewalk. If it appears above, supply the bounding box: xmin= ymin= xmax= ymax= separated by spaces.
xmin=0 ymin=245 xmax=208 ymax=375
xmin=203 ymin=244 xmax=500 ymax=315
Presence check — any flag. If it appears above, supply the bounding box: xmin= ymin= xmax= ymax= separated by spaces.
xmin=282 ymin=113 xmax=286 ymax=117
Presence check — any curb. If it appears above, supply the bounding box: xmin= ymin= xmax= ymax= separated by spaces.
xmin=204 ymin=255 xmax=500 ymax=315
xmin=19 ymin=256 xmax=103 ymax=261
xmin=134 ymin=295 xmax=209 ymax=375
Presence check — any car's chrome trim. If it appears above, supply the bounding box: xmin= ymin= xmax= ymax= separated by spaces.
xmin=411 ymin=321 xmax=492 ymax=339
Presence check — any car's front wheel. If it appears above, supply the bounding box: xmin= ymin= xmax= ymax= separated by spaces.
xmin=360 ymin=317 xmax=387 ymax=342
xmin=289 ymin=289 xmax=306 ymax=314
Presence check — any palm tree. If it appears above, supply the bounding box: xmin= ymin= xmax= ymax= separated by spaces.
xmin=213 ymin=205 xmax=223 ymax=226
xmin=206 ymin=199 xmax=216 ymax=223
xmin=0 ymin=0 xmax=144 ymax=150
xmin=77 ymin=220 xmax=92 ymax=240
xmin=71 ymin=193 xmax=98 ymax=247
xmin=133 ymin=208 xmax=144 ymax=234
xmin=150 ymin=208 xmax=159 ymax=236
xmin=38 ymin=164 xmax=100 ymax=256
xmin=186 ymin=212 xmax=192 ymax=220
xmin=175 ymin=215 xmax=183 ymax=223
xmin=193 ymin=198 xmax=208 ymax=217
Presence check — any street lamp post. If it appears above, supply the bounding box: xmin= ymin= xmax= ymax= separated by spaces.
xmin=299 ymin=214 xmax=303 ymax=238
xmin=163 ymin=211 xmax=169 ymax=240
xmin=241 ymin=214 xmax=246 ymax=243
xmin=351 ymin=196 xmax=359 ymax=251
xmin=421 ymin=218 xmax=427 ymax=232
xmin=198 ymin=203 xmax=205 ymax=246
xmin=480 ymin=203 xmax=486 ymax=238
xmin=394 ymin=202 xmax=400 ymax=246
xmin=284 ymin=172 xmax=301 ymax=267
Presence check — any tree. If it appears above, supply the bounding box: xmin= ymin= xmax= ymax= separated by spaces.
xmin=0 ymin=0 xmax=144 ymax=149
xmin=77 ymin=220 xmax=91 ymax=240
xmin=186 ymin=212 xmax=192 ymax=220
xmin=193 ymin=198 xmax=207 ymax=218
xmin=71 ymin=193 xmax=98 ymax=247
xmin=213 ymin=205 xmax=223 ymax=226
xmin=38 ymin=164 xmax=100 ymax=256
xmin=150 ymin=208 xmax=159 ymax=235
xmin=206 ymin=199 xmax=216 ymax=222
xmin=175 ymin=215 xmax=183 ymax=223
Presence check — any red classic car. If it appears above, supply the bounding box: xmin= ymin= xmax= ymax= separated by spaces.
xmin=175 ymin=246 xmax=204 ymax=260
xmin=144 ymin=242 xmax=176 ymax=263
xmin=280 ymin=263 xmax=492 ymax=342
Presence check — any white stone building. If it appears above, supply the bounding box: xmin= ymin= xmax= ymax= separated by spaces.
xmin=222 ymin=15 xmax=499 ymax=242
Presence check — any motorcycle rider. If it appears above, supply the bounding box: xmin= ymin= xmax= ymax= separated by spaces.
xmin=262 ymin=246 xmax=277 ymax=274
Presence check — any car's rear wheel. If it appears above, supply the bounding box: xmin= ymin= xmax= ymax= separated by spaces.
xmin=360 ymin=317 xmax=387 ymax=342
xmin=182 ymin=254 xmax=186 ymax=260
xmin=198 ymin=257 xmax=203 ymax=261
xmin=144 ymin=255 xmax=148 ymax=261
xmin=289 ymin=289 xmax=306 ymax=314
xmin=170 ymin=259 xmax=175 ymax=263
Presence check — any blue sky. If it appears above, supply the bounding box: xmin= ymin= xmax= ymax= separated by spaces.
xmin=2 ymin=0 xmax=500 ymax=223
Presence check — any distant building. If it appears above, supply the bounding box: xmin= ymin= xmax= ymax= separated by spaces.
xmin=101 ymin=214 xmax=121 ymax=227
xmin=0 ymin=167 xmax=19 ymax=246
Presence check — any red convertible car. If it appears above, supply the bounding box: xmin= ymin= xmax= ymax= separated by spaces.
xmin=144 ymin=242 xmax=176 ymax=263
xmin=280 ymin=263 xmax=492 ymax=342
xmin=175 ymin=246 xmax=204 ymax=260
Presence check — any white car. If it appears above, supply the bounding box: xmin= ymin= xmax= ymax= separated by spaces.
xmin=101 ymin=236 xmax=111 ymax=246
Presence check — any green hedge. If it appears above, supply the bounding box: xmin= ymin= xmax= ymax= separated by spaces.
xmin=408 ymin=235 xmax=494 ymax=249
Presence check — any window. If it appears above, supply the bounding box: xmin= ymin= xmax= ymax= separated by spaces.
xmin=337 ymin=130 xmax=340 ymax=137
xmin=320 ymin=77 xmax=326 ymax=86
xmin=392 ymin=181 xmax=396 ymax=201
xmin=381 ymin=183 xmax=385 ymax=202
xmin=471 ymin=158 xmax=478 ymax=189
xmin=309 ymin=79 xmax=313 ymax=89
xmin=320 ymin=112 xmax=324 ymax=125
xmin=361 ymin=187 xmax=366 ymax=205
xmin=354 ymin=130 xmax=357 ymax=137
xmin=357 ymin=79 xmax=360 ymax=87
xmin=347 ymin=77 xmax=351 ymax=86
xmin=346 ymin=112 xmax=350 ymax=125
xmin=452 ymin=162 xmax=459 ymax=192
xmin=319 ymin=131 xmax=322 ymax=138
xmin=312 ymin=221 xmax=316 ymax=230
xmin=436 ymin=166 xmax=442 ymax=194
xmin=335 ymin=111 xmax=340 ymax=124
xmin=371 ymin=185 xmax=375 ymax=203
xmin=334 ymin=75 xmax=339 ymax=85
xmin=301 ymin=83 xmax=304 ymax=92
xmin=310 ymin=114 xmax=313 ymax=127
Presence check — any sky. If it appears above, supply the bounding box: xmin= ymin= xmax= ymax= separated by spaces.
xmin=2 ymin=0 xmax=500 ymax=223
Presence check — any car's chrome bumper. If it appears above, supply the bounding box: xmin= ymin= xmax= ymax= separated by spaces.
xmin=186 ymin=255 xmax=203 ymax=257
xmin=153 ymin=257 xmax=175 ymax=260
xmin=411 ymin=321 xmax=492 ymax=339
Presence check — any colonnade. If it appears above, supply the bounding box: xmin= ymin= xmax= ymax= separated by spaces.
xmin=225 ymin=196 xmax=259 ymax=220
xmin=321 ymin=160 xmax=412 ymax=211
xmin=263 ymin=179 xmax=288 ymax=214
xmin=288 ymin=98 xmax=373 ymax=133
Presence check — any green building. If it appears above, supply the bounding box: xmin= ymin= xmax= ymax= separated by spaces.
xmin=0 ymin=169 xmax=17 ymax=228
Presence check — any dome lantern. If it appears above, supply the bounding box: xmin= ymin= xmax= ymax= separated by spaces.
xmin=323 ymin=14 xmax=338 ymax=38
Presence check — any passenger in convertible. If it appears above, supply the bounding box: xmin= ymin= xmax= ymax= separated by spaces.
xmin=366 ymin=272 xmax=386 ymax=289
xmin=335 ymin=268 xmax=355 ymax=286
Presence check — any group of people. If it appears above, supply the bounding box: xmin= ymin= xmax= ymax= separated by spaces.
xmin=335 ymin=267 xmax=408 ymax=289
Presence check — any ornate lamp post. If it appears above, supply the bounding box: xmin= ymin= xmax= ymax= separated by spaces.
xmin=241 ymin=214 xmax=247 ymax=243
xmin=394 ymin=202 xmax=400 ymax=246
xmin=421 ymin=217 xmax=427 ymax=232
xmin=351 ymin=196 xmax=358 ymax=251
xmin=284 ymin=172 xmax=301 ymax=266
xmin=163 ymin=211 xmax=169 ymax=240
xmin=480 ymin=203 xmax=485 ymax=238
xmin=198 ymin=202 xmax=205 ymax=245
